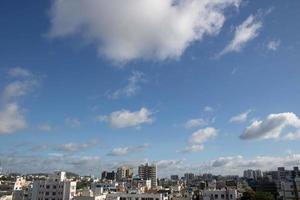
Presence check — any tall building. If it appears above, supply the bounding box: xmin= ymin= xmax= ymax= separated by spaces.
xmin=116 ymin=166 xmax=133 ymax=181
xmin=31 ymin=171 xmax=76 ymax=200
xmin=101 ymin=171 xmax=116 ymax=181
xmin=138 ymin=163 xmax=157 ymax=188
xmin=243 ymin=169 xmax=262 ymax=180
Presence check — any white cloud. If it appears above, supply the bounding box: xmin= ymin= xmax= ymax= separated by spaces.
xmin=65 ymin=118 xmax=81 ymax=128
xmin=188 ymin=127 xmax=218 ymax=144
xmin=98 ymin=107 xmax=153 ymax=129
xmin=284 ymin=130 xmax=300 ymax=140
xmin=48 ymin=0 xmax=241 ymax=62
xmin=38 ymin=123 xmax=53 ymax=132
xmin=204 ymin=106 xmax=214 ymax=112
xmin=2 ymin=80 xmax=37 ymax=101
xmin=108 ymin=71 xmax=145 ymax=99
xmin=219 ymin=14 xmax=262 ymax=56
xmin=56 ymin=141 xmax=97 ymax=152
xmin=185 ymin=118 xmax=208 ymax=129
xmin=267 ymin=39 xmax=280 ymax=51
xmin=0 ymin=103 xmax=27 ymax=134
xmin=178 ymin=144 xmax=204 ymax=153
xmin=240 ymin=112 xmax=300 ymax=140
xmin=107 ymin=144 xmax=149 ymax=156
xmin=230 ymin=110 xmax=251 ymax=123
xmin=8 ymin=67 xmax=32 ymax=78
xmin=0 ymin=68 xmax=38 ymax=134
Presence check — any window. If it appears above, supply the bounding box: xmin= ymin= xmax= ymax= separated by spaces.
xmin=53 ymin=185 xmax=57 ymax=189
xmin=46 ymin=192 xmax=49 ymax=196
xmin=46 ymin=185 xmax=50 ymax=189
xmin=53 ymin=192 xmax=56 ymax=196
xmin=221 ymin=194 xmax=225 ymax=199
xmin=215 ymin=194 xmax=218 ymax=199
xmin=230 ymin=194 xmax=233 ymax=199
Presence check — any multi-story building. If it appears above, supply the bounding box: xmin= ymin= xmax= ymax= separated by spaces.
xmin=106 ymin=192 xmax=168 ymax=200
xmin=101 ymin=171 xmax=116 ymax=181
xmin=138 ymin=163 xmax=157 ymax=188
xmin=243 ymin=169 xmax=262 ymax=180
xmin=202 ymin=189 xmax=238 ymax=200
xmin=31 ymin=171 xmax=76 ymax=200
xmin=280 ymin=178 xmax=300 ymax=200
xmin=184 ymin=173 xmax=195 ymax=184
xmin=170 ymin=175 xmax=179 ymax=181
xmin=116 ymin=167 xmax=133 ymax=182
xmin=12 ymin=177 xmax=32 ymax=200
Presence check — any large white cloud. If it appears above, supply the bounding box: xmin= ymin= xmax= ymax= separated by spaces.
xmin=240 ymin=112 xmax=300 ymax=140
xmin=48 ymin=0 xmax=241 ymax=62
xmin=97 ymin=107 xmax=153 ymax=128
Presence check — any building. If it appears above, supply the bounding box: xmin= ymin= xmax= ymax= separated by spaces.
xmin=202 ymin=189 xmax=238 ymax=200
xmin=170 ymin=175 xmax=179 ymax=181
xmin=101 ymin=171 xmax=116 ymax=181
xmin=138 ymin=163 xmax=157 ymax=188
xmin=184 ymin=173 xmax=195 ymax=184
xmin=280 ymin=177 xmax=300 ymax=200
xmin=116 ymin=167 xmax=133 ymax=182
xmin=243 ymin=169 xmax=262 ymax=180
xmin=12 ymin=177 xmax=32 ymax=200
xmin=106 ymin=192 xmax=168 ymax=200
xmin=31 ymin=171 xmax=76 ymax=200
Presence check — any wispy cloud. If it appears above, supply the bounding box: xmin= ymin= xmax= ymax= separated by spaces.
xmin=184 ymin=118 xmax=208 ymax=129
xmin=65 ymin=118 xmax=81 ymax=128
xmin=107 ymin=71 xmax=145 ymax=99
xmin=107 ymin=144 xmax=149 ymax=156
xmin=218 ymin=14 xmax=262 ymax=57
xmin=229 ymin=110 xmax=251 ymax=123
xmin=267 ymin=39 xmax=281 ymax=51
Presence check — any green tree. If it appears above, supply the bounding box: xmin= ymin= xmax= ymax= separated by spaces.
xmin=255 ymin=192 xmax=274 ymax=200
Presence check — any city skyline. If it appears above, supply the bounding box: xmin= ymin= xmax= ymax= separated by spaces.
xmin=0 ymin=0 xmax=300 ymax=177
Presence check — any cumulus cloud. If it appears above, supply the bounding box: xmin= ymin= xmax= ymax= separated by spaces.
xmin=48 ymin=0 xmax=241 ymax=62
xmin=0 ymin=67 xmax=38 ymax=134
xmin=107 ymin=71 xmax=145 ymax=99
xmin=97 ymin=107 xmax=153 ymax=129
xmin=284 ymin=130 xmax=300 ymax=140
xmin=107 ymin=144 xmax=149 ymax=156
xmin=185 ymin=118 xmax=208 ymax=129
xmin=188 ymin=127 xmax=218 ymax=144
xmin=178 ymin=144 xmax=204 ymax=153
xmin=240 ymin=112 xmax=300 ymax=140
xmin=0 ymin=103 xmax=27 ymax=134
xmin=229 ymin=110 xmax=251 ymax=123
xmin=267 ymin=39 xmax=280 ymax=51
xmin=218 ymin=14 xmax=262 ymax=56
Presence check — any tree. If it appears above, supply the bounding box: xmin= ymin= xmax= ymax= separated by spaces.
xmin=255 ymin=192 xmax=274 ymax=200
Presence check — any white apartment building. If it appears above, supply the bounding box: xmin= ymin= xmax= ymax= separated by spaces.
xmin=12 ymin=177 xmax=32 ymax=200
xmin=31 ymin=171 xmax=76 ymax=200
xmin=202 ymin=189 xmax=238 ymax=200
xmin=116 ymin=167 xmax=133 ymax=182
xmin=280 ymin=178 xmax=300 ymax=200
xmin=106 ymin=192 xmax=168 ymax=200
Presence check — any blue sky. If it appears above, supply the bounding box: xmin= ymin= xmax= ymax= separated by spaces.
xmin=0 ymin=0 xmax=300 ymax=177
